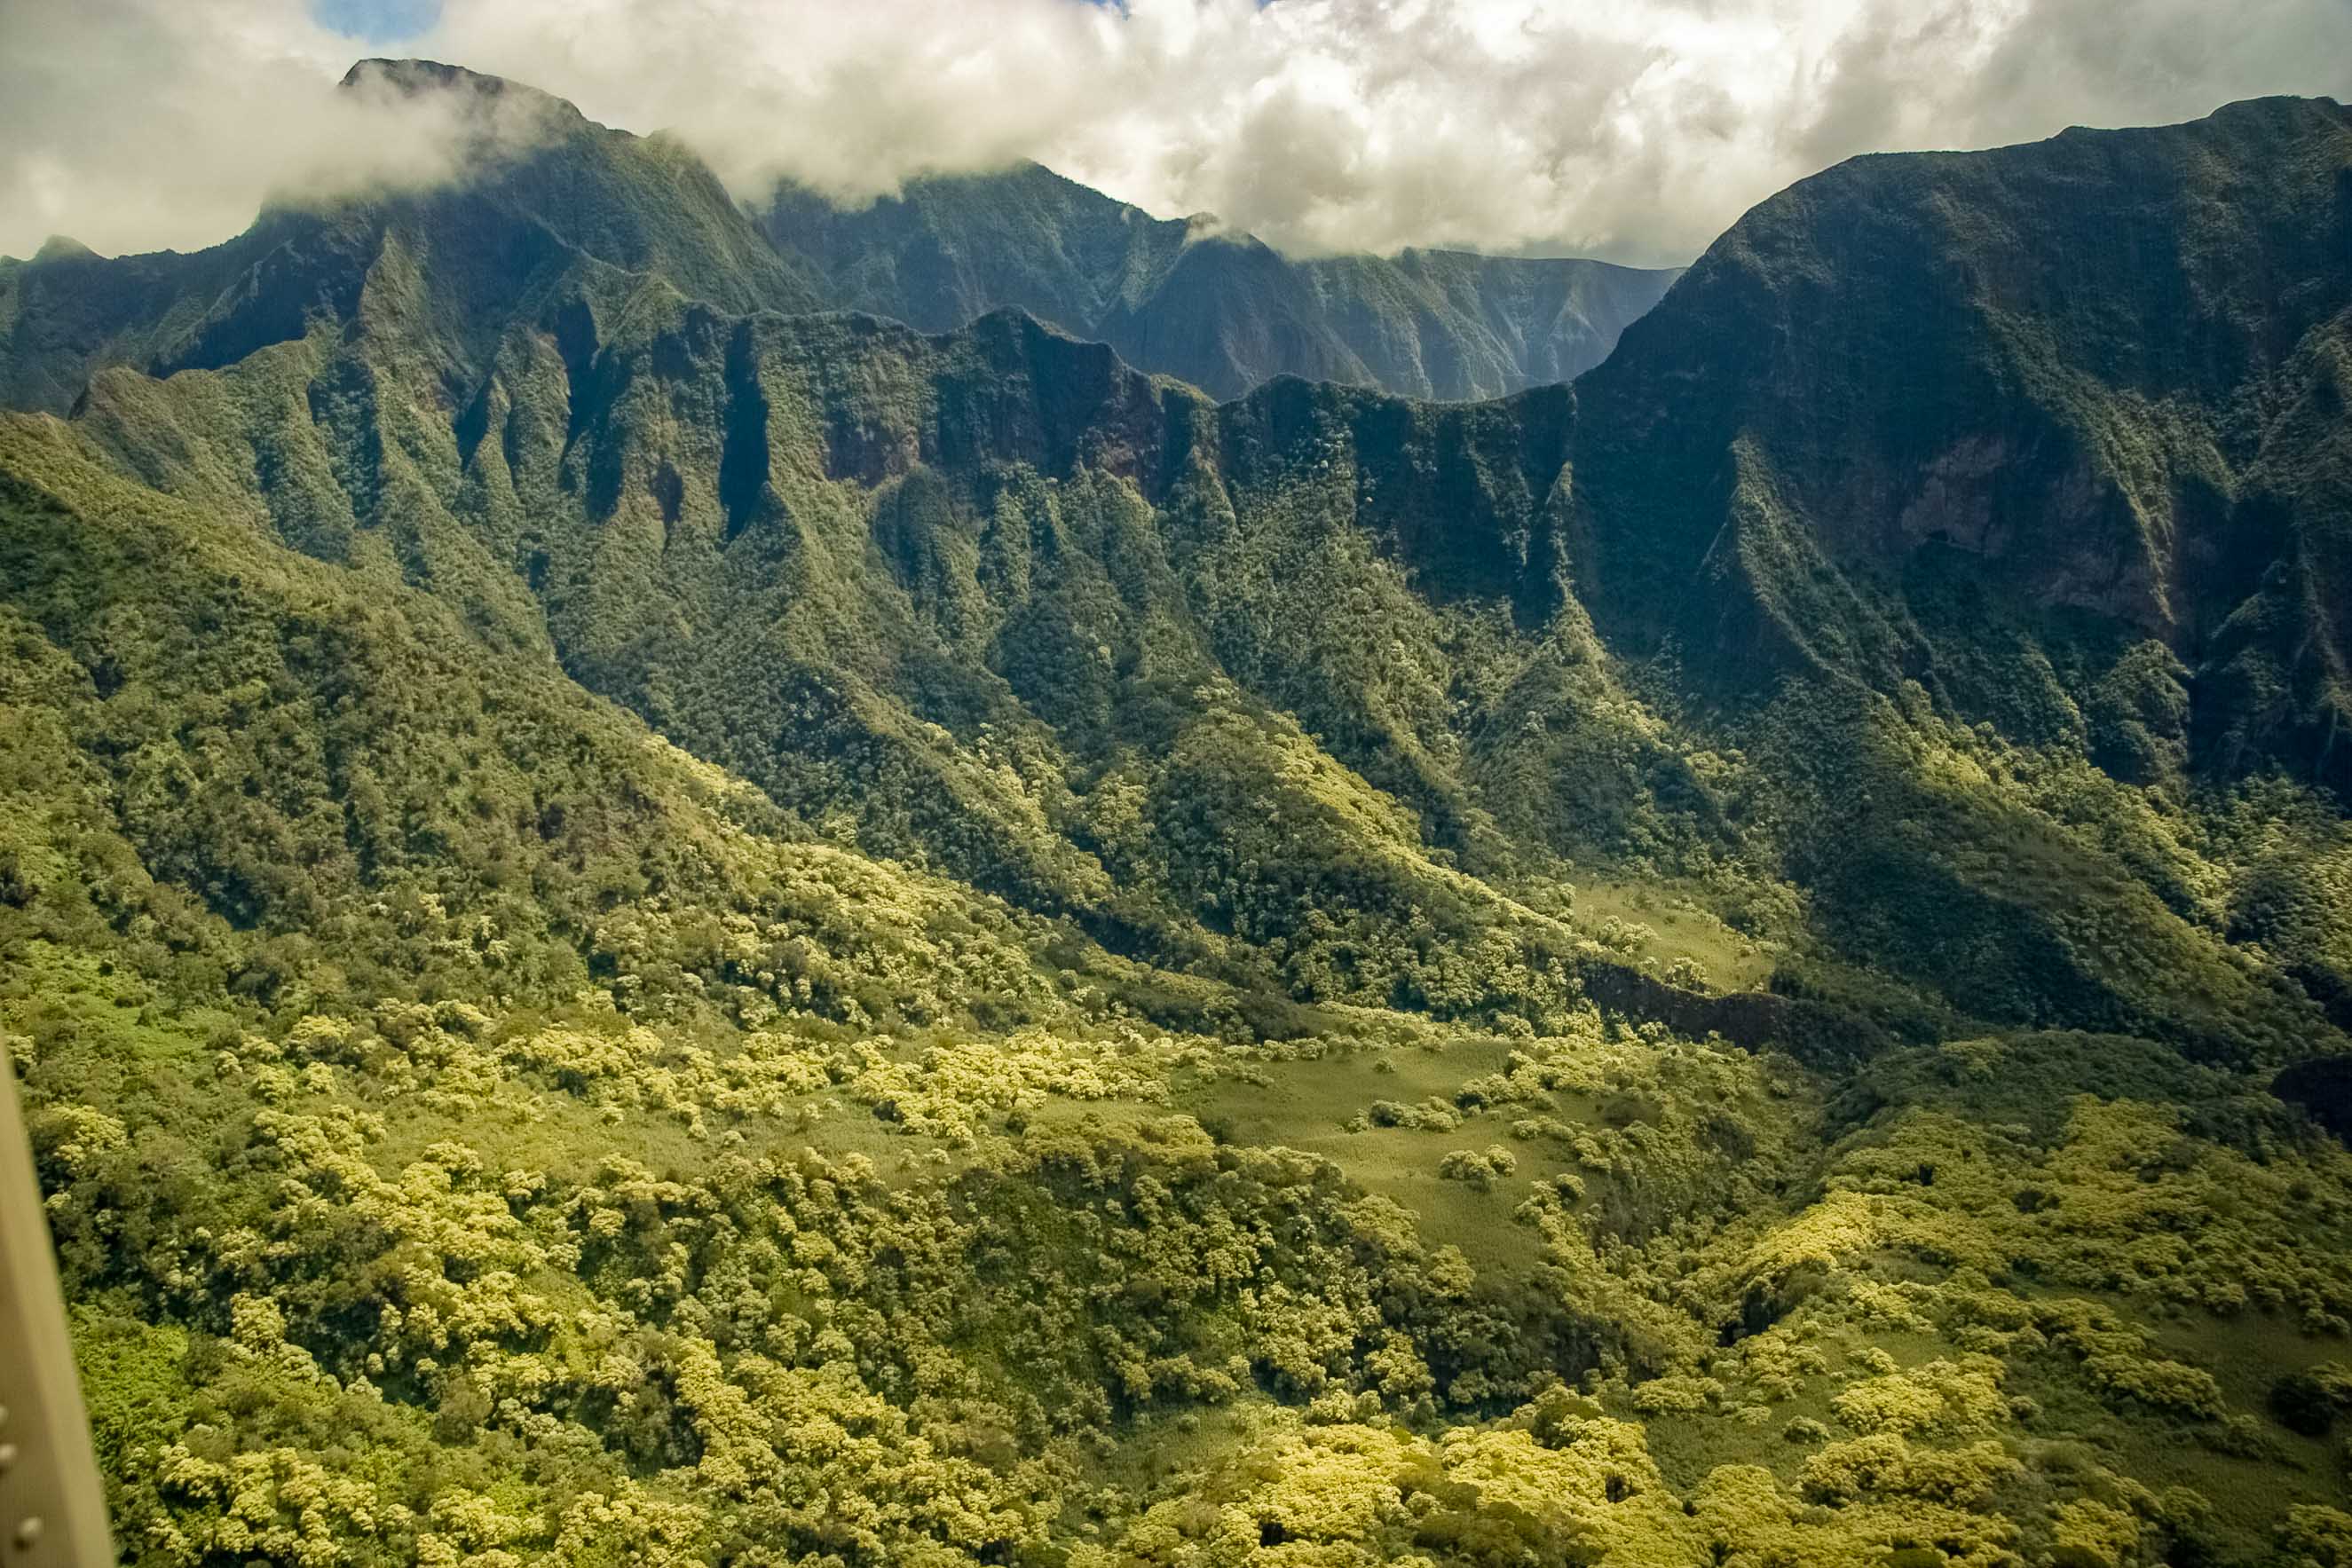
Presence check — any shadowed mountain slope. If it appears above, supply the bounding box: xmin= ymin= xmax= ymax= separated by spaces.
xmin=1572 ymin=95 xmax=2352 ymax=792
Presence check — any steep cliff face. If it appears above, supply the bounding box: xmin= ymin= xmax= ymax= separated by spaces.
xmin=48 ymin=254 xmax=1627 ymax=1007
xmin=1568 ymin=95 xmax=2352 ymax=787
xmin=761 ymin=162 xmax=1680 ymax=399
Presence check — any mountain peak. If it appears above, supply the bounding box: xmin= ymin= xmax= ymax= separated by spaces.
xmin=2206 ymin=91 xmax=2348 ymax=121
xmin=2034 ymin=91 xmax=2349 ymax=146
xmin=337 ymin=57 xmax=588 ymax=130
xmin=29 ymin=234 xmax=99 ymax=265
xmin=341 ymin=56 xmax=517 ymax=97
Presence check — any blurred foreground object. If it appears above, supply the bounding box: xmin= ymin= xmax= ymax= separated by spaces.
xmin=0 ymin=1039 xmax=113 ymax=1565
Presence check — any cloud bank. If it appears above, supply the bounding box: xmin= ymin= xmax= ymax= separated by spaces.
xmin=4 ymin=0 xmax=2349 ymax=267
xmin=0 ymin=0 xmax=567 ymax=263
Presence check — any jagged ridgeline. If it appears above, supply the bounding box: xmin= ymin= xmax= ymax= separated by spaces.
xmin=6 ymin=56 xmax=2352 ymax=1568
xmin=760 ymin=161 xmax=1682 ymax=401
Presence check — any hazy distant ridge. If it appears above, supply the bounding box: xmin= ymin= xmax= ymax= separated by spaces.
xmin=762 ymin=161 xmax=1680 ymax=400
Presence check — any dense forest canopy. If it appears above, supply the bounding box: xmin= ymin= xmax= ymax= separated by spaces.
xmin=4 ymin=58 xmax=2352 ymax=1568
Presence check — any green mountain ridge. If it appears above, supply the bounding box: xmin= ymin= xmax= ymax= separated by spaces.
xmin=7 ymin=62 xmax=2352 ymax=1568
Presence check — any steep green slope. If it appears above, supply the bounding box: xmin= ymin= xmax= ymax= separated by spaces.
xmin=21 ymin=71 xmax=2345 ymax=1060
xmin=0 ymin=410 xmax=1203 ymax=1036
xmin=762 ymin=162 xmax=1680 ymax=399
xmin=58 ymin=283 xmax=1671 ymax=1033
xmin=1573 ymin=95 xmax=2352 ymax=789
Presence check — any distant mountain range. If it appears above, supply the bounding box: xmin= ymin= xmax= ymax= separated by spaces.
xmin=761 ymin=161 xmax=1679 ymax=400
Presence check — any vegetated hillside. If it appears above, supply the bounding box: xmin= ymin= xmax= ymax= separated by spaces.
xmin=762 ymin=161 xmax=1680 ymax=399
xmin=7 ymin=63 xmax=2352 ymax=1568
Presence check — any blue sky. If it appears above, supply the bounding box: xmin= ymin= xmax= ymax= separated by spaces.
xmin=311 ymin=0 xmax=442 ymax=43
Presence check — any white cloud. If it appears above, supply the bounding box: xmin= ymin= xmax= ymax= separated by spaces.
xmin=0 ymin=0 xmax=564 ymax=260
xmin=4 ymin=0 xmax=2348 ymax=267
